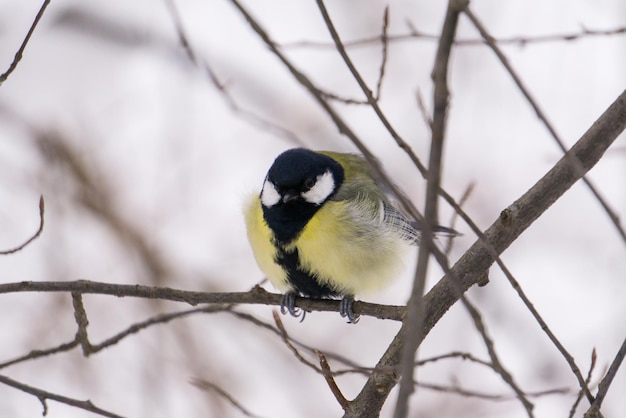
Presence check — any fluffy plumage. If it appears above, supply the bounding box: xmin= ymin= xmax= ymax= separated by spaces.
xmin=244 ymin=148 xmax=429 ymax=322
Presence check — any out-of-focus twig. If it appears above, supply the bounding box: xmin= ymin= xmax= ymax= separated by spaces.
xmin=463 ymin=6 xmax=626 ymax=247
xmin=0 ymin=295 xmax=232 ymax=370
xmin=0 ymin=196 xmax=45 ymax=255
xmin=281 ymin=25 xmax=626 ymax=49
xmin=161 ymin=0 xmax=305 ymax=146
xmin=191 ymin=378 xmax=266 ymax=418
xmin=374 ymin=6 xmax=390 ymax=101
xmin=0 ymin=373 xmax=124 ymax=418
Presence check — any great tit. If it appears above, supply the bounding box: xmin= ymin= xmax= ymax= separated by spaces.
xmin=244 ymin=148 xmax=455 ymax=323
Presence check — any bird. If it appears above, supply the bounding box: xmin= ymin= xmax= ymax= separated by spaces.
xmin=244 ymin=148 xmax=456 ymax=323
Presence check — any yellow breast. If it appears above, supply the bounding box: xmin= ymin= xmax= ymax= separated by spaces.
xmin=243 ymin=194 xmax=290 ymax=291
xmin=292 ymin=200 xmax=410 ymax=296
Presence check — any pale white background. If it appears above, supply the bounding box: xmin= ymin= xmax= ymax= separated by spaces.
xmin=0 ymin=1 xmax=624 ymax=417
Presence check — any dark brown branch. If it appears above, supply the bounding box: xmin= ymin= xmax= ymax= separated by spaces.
xmin=0 ymin=0 xmax=51 ymax=85
xmin=0 ymin=281 xmax=406 ymax=321
xmin=316 ymin=350 xmax=350 ymax=411
xmin=0 ymin=373 xmax=124 ymax=418
xmin=346 ymin=91 xmax=626 ymax=417
xmin=0 ymin=196 xmax=45 ymax=255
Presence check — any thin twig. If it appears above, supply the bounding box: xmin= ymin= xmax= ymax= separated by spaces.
xmin=316 ymin=350 xmax=350 ymax=411
xmin=314 ymin=0 xmax=429 ymax=178
xmin=462 ymin=296 xmax=534 ymax=417
xmin=0 ymin=196 xmax=45 ymax=255
xmin=272 ymin=311 xmax=321 ymax=372
xmin=414 ymin=88 xmax=433 ymax=129
xmin=443 ymin=182 xmax=474 ymax=255
xmin=463 ymin=6 xmax=626 ymax=247
xmin=0 ymin=298 xmax=232 ymax=370
xmin=0 ymin=280 xmax=406 ymax=321
xmin=0 ymin=0 xmax=52 ymax=85
xmin=374 ymin=6 xmax=390 ymax=101
xmin=191 ymin=378 xmax=266 ymax=418
xmin=160 ymin=0 xmax=304 ymax=145
xmin=0 ymin=373 xmax=124 ymax=418
xmin=584 ymin=338 xmax=626 ymax=417
xmin=281 ymin=25 xmax=626 ymax=49
xmin=570 ymin=349 xmax=597 ymax=418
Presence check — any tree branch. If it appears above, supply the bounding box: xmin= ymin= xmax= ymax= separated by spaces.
xmin=463 ymin=6 xmax=626 ymax=246
xmin=395 ymin=1 xmax=465 ymax=416
xmin=0 ymin=0 xmax=51 ymax=85
xmin=0 ymin=196 xmax=45 ymax=255
xmin=0 ymin=281 xmax=406 ymax=321
xmin=0 ymin=373 xmax=124 ymax=418
xmin=345 ymin=91 xmax=626 ymax=417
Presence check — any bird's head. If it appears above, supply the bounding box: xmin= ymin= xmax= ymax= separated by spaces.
xmin=260 ymin=148 xmax=344 ymax=242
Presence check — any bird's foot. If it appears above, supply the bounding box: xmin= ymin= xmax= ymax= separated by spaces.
xmin=339 ymin=296 xmax=360 ymax=324
xmin=280 ymin=292 xmax=306 ymax=322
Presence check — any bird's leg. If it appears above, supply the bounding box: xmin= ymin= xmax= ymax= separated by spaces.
xmin=339 ymin=296 xmax=360 ymax=324
xmin=280 ymin=291 xmax=306 ymax=322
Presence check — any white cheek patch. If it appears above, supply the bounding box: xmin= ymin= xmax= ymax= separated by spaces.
xmin=301 ymin=171 xmax=335 ymax=205
xmin=261 ymin=180 xmax=281 ymax=207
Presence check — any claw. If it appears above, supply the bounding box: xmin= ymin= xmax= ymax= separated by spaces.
xmin=280 ymin=292 xmax=306 ymax=322
xmin=339 ymin=296 xmax=360 ymax=324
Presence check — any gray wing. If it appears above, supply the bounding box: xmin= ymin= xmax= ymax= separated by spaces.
xmin=382 ymin=202 xmax=421 ymax=242
xmin=382 ymin=201 xmax=459 ymax=243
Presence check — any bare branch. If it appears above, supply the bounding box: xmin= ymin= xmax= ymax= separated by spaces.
xmin=191 ymin=378 xmax=266 ymax=418
xmin=396 ymin=1 xmax=465 ymax=416
xmin=272 ymin=311 xmax=322 ymax=372
xmin=463 ymin=6 xmax=626 ymax=246
xmin=584 ymin=338 xmax=626 ymax=417
xmin=0 ymin=297 xmax=233 ymax=370
xmin=281 ymin=25 xmax=626 ymax=49
xmin=570 ymin=349 xmax=597 ymax=418
xmin=0 ymin=373 xmax=124 ymax=418
xmin=0 ymin=196 xmax=45 ymax=255
xmin=374 ymin=6 xmax=390 ymax=101
xmin=462 ymin=296 xmax=534 ymax=417
xmin=316 ymin=350 xmax=350 ymax=411
xmin=0 ymin=0 xmax=51 ymax=85
xmin=314 ymin=0 xmax=429 ymax=179
xmin=0 ymin=280 xmax=405 ymax=321
xmin=346 ymin=91 xmax=626 ymax=417
xmin=161 ymin=0 xmax=305 ymax=146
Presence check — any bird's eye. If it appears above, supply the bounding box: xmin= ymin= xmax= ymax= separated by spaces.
xmin=304 ymin=177 xmax=315 ymax=189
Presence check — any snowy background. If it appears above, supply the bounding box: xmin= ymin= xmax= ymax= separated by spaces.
xmin=0 ymin=1 xmax=624 ymax=417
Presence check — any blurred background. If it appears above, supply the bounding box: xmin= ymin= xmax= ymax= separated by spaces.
xmin=0 ymin=0 xmax=624 ymax=417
